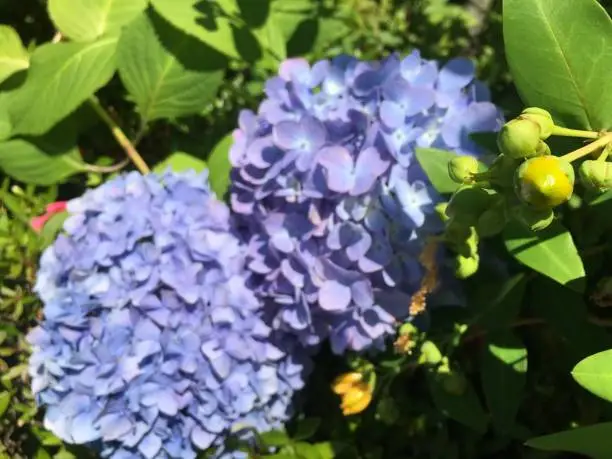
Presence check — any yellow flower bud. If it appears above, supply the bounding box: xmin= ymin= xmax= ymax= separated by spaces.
xmin=514 ymin=156 xmax=574 ymax=208
xmin=520 ymin=107 xmax=554 ymax=139
xmin=340 ymin=382 xmax=373 ymax=416
xmin=331 ymin=372 xmax=363 ymax=395
xmin=497 ymin=118 xmax=541 ymax=159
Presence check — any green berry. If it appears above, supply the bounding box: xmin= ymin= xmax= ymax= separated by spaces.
xmin=448 ymin=156 xmax=480 ymax=184
xmin=579 ymin=160 xmax=612 ymax=193
xmin=476 ymin=203 xmax=508 ymax=237
xmin=497 ymin=118 xmax=541 ymax=159
xmin=446 ymin=186 xmax=498 ymax=226
xmin=520 ymin=107 xmax=554 ymax=139
xmin=513 ymin=205 xmax=554 ymax=231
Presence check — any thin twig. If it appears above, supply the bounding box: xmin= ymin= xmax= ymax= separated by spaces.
xmin=88 ymin=96 xmax=151 ymax=174
xmin=83 ymin=158 xmax=130 ymax=174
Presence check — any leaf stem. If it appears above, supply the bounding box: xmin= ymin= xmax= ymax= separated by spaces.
xmin=83 ymin=158 xmax=130 ymax=174
xmin=551 ymin=126 xmax=600 ymax=139
xmin=88 ymin=96 xmax=150 ymax=174
xmin=561 ymin=134 xmax=612 ymax=163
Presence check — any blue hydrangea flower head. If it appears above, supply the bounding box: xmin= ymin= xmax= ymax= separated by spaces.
xmin=28 ymin=171 xmax=311 ymax=459
xmin=229 ymin=52 xmax=503 ymax=354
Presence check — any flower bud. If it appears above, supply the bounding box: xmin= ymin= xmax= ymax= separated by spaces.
xmin=476 ymin=203 xmax=507 ymax=238
xmin=579 ymin=160 xmax=612 ymax=193
xmin=514 ymin=156 xmax=574 ymax=208
xmin=454 ymin=253 xmax=479 ymax=279
xmin=497 ymin=118 xmax=541 ymax=159
xmin=520 ymin=107 xmax=554 ymax=139
xmin=446 ymin=186 xmax=498 ymax=226
xmin=489 ymin=154 xmax=520 ymax=188
xmin=535 ymin=140 xmax=551 ymax=156
xmin=513 ymin=205 xmax=554 ymax=231
xmin=448 ymin=156 xmax=479 ymax=184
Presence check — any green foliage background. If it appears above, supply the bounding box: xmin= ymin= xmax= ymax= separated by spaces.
xmin=2 ymin=1 xmax=612 ymax=458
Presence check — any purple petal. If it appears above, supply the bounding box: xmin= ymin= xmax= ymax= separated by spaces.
xmin=319 ymin=280 xmax=351 ymax=311
xmin=191 ymin=426 xmax=216 ymax=450
xmin=380 ymin=101 xmax=405 ymax=130
xmin=315 ymin=146 xmax=354 ymax=193
xmin=438 ymin=58 xmax=475 ymax=91
xmin=352 ymin=147 xmax=390 ymax=196
xmin=139 ymin=433 xmax=163 ymax=459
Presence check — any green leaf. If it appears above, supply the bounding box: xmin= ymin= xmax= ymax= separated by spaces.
xmin=153 ymin=152 xmax=206 ymax=173
xmin=293 ymin=417 xmax=321 ymax=441
xmin=415 ymin=148 xmax=486 ymax=194
xmin=150 ymin=0 xmax=242 ymax=59
xmin=48 ymin=0 xmax=147 ymax=42
xmin=118 ymin=10 xmax=225 ymax=124
xmin=526 ymin=422 xmax=612 ymax=459
xmin=259 ymin=429 xmax=291 ymax=448
xmin=481 ymin=331 xmax=527 ymax=434
xmin=8 ymin=37 xmax=118 ymax=136
xmin=572 ymin=350 xmax=612 ymax=402
xmin=40 ymin=211 xmax=69 ymax=248
xmin=207 ymin=134 xmax=233 ymax=199
xmin=0 ymin=25 xmax=29 ymax=85
xmin=0 ymin=391 xmax=11 ymax=417
xmin=503 ymin=0 xmax=612 ymax=130
xmin=468 ymin=273 xmax=527 ymax=330
xmin=428 ymin=370 xmax=488 ymax=433
xmin=530 ymin=277 xmax=612 ymax=367
xmin=503 ymin=220 xmax=585 ymax=291
xmin=0 ymin=139 xmax=84 ymax=185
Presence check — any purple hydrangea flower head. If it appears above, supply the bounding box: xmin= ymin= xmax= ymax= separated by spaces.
xmin=230 ymin=52 xmax=503 ymax=354
xmin=28 ymin=171 xmax=311 ymax=459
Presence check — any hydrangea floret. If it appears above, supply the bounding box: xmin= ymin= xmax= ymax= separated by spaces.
xmin=229 ymin=51 xmax=503 ymax=354
xmin=28 ymin=171 xmax=311 ymax=459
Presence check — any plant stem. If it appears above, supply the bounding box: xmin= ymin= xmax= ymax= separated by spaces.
xmin=561 ymin=133 xmax=612 ymax=163
xmin=83 ymin=158 xmax=130 ymax=174
xmin=551 ymin=126 xmax=600 ymax=139
xmin=88 ymin=96 xmax=150 ymax=174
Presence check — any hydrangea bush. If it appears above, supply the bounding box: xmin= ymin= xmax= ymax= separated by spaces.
xmin=229 ymin=52 xmax=503 ymax=353
xmin=27 ymin=171 xmax=311 ymax=459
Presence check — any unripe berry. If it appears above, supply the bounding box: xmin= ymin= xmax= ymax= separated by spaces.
xmin=497 ymin=118 xmax=541 ymax=159
xmin=579 ymin=160 xmax=612 ymax=193
xmin=520 ymin=107 xmax=554 ymax=139
xmin=514 ymin=156 xmax=574 ymax=209
xmin=446 ymin=186 xmax=498 ymax=226
xmin=476 ymin=203 xmax=508 ymax=237
xmin=448 ymin=156 xmax=479 ymax=184
xmin=513 ymin=205 xmax=554 ymax=231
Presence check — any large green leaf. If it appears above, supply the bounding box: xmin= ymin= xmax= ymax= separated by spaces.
xmin=8 ymin=37 xmax=118 ymax=136
xmin=428 ymin=370 xmax=488 ymax=433
xmin=150 ymin=0 xmax=241 ymax=58
xmin=503 ymin=220 xmax=585 ymax=291
xmin=503 ymin=0 xmax=612 ymax=130
xmin=0 ymin=26 xmax=29 ymax=85
xmin=415 ymin=148 xmax=486 ymax=194
xmin=48 ymin=0 xmax=147 ymax=42
xmin=468 ymin=273 xmax=526 ymax=331
xmin=153 ymin=152 xmax=207 ymax=173
xmin=530 ymin=277 xmax=612 ymax=367
xmin=0 ymin=139 xmax=84 ymax=185
xmin=572 ymin=350 xmax=612 ymax=402
xmin=118 ymin=10 xmax=225 ymax=123
xmin=526 ymin=422 xmax=612 ymax=459
xmin=207 ymin=134 xmax=234 ymax=199
xmin=480 ymin=331 xmax=527 ymax=434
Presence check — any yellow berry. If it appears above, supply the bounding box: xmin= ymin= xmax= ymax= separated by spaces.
xmin=331 ymin=372 xmax=363 ymax=395
xmin=515 ymin=156 xmax=574 ymax=208
xmin=340 ymin=382 xmax=373 ymax=416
